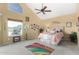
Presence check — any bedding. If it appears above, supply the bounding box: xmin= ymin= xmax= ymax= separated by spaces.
xmin=38 ymin=27 xmax=64 ymax=45
xmin=51 ymin=32 xmax=64 ymax=45
xmin=38 ymin=33 xmax=51 ymax=44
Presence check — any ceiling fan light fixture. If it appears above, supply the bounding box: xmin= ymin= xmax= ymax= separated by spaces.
xmin=35 ymin=4 xmax=52 ymax=14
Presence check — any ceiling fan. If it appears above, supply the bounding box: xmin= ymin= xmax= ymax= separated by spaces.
xmin=35 ymin=4 xmax=52 ymax=14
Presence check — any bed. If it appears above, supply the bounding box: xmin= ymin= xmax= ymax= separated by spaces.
xmin=38 ymin=27 xmax=64 ymax=45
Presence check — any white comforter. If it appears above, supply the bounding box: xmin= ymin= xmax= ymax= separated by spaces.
xmin=38 ymin=32 xmax=64 ymax=45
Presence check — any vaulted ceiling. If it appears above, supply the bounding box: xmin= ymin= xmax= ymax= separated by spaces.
xmin=26 ymin=3 xmax=77 ymax=20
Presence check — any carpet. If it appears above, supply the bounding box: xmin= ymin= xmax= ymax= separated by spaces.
xmin=25 ymin=42 xmax=54 ymax=55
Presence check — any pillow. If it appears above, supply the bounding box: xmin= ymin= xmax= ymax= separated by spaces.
xmin=49 ymin=30 xmax=56 ymax=34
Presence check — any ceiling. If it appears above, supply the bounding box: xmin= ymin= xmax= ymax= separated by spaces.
xmin=26 ymin=3 xmax=77 ymax=20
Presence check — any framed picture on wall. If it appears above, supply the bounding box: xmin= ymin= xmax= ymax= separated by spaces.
xmin=76 ymin=17 xmax=79 ymax=31
xmin=25 ymin=17 xmax=29 ymax=22
xmin=66 ymin=22 xmax=72 ymax=27
xmin=76 ymin=17 xmax=79 ymax=27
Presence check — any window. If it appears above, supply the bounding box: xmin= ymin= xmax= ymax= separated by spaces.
xmin=8 ymin=20 xmax=23 ymax=36
xmin=8 ymin=3 xmax=23 ymax=13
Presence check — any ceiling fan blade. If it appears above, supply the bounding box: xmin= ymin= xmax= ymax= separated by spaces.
xmin=42 ymin=11 xmax=45 ymax=14
xmin=43 ymin=6 xmax=47 ymax=10
xmin=36 ymin=12 xmax=41 ymax=14
xmin=45 ymin=10 xmax=52 ymax=12
xmin=35 ymin=9 xmax=41 ymax=11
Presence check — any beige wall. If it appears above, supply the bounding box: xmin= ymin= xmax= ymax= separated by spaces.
xmin=45 ymin=13 xmax=77 ymax=33
xmin=0 ymin=4 xmax=7 ymax=44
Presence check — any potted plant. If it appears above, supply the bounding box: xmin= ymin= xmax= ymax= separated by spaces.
xmin=70 ymin=32 xmax=77 ymax=43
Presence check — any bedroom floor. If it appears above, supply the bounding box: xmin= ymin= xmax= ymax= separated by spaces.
xmin=0 ymin=39 xmax=79 ymax=55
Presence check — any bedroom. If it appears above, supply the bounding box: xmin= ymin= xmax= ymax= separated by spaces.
xmin=0 ymin=3 xmax=79 ymax=55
